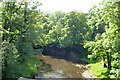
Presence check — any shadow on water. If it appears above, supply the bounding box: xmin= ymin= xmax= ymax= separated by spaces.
xmin=42 ymin=45 xmax=88 ymax=64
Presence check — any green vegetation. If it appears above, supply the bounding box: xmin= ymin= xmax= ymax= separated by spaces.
xmin=1 ymin=1 xmax=43 ymax=79
xmin=0 ymin=0 xmax=119 ymax=79
xmin=84 ymin=0 xmax=120 ymax=78
xmin=90 ymin=62 xmax=108 ymax=78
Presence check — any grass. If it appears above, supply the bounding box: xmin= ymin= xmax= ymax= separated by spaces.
xmin=89 ymin=61 xmax=109 ymax=78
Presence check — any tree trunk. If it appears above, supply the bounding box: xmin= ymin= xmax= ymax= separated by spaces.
xmin=2 ymin=33 xmax=6 ymax=41
xmin=107 ymin=52 xmax=111 ymax=70
xmin=103 ymin=55 xmax=107 ymax=68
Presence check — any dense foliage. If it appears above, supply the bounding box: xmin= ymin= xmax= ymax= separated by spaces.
xmin=1 ymin=2 xmax=42 ymax=79
xmin=84 ymin=0 xmax=120 ymax=78
xmin=1 ymin=1 xmax=89 ymax=79
xmin=0 ymin=0 xmax=119 ymax=79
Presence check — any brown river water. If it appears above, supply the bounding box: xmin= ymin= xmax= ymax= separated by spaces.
xmin=36 ymin=55 xmax=87 ymax=78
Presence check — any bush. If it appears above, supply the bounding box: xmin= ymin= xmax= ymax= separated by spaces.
xmin=2 ymin=41 xmax=42 ymax=79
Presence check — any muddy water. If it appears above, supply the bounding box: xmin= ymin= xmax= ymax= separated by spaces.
xmin=36 ymin=55 xmax=86 ymax=78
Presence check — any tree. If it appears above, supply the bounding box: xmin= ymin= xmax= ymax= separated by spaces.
xmin=55 ymin=11 xmax=89 ymax=47
xmin=84 ymin=0 xmax=120 ymax=78
xmin=2 ymin=1 xmax=42 ymax=78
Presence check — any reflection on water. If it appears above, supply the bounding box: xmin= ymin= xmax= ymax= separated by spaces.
xmin=36 ymin=55 xmax=86 ymax=78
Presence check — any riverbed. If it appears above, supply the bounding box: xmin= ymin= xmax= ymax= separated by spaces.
xmin=18 ymin=55 xmax=96 ymax=80
xmin=35 ymin=55 xmax=87 ymax=78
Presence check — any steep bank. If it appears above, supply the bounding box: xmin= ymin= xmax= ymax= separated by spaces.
xmin=42 ymin=46 xmax=88 ymax=64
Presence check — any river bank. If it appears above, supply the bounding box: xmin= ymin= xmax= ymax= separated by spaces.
xmin=36 ymin=55 xmax=96 ymax=78
xmin=18 ymin=55 xmax=96 ymax=79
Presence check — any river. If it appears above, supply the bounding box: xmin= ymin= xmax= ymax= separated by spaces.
xmin=35 ymin=55 xmax=87 ymax=78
